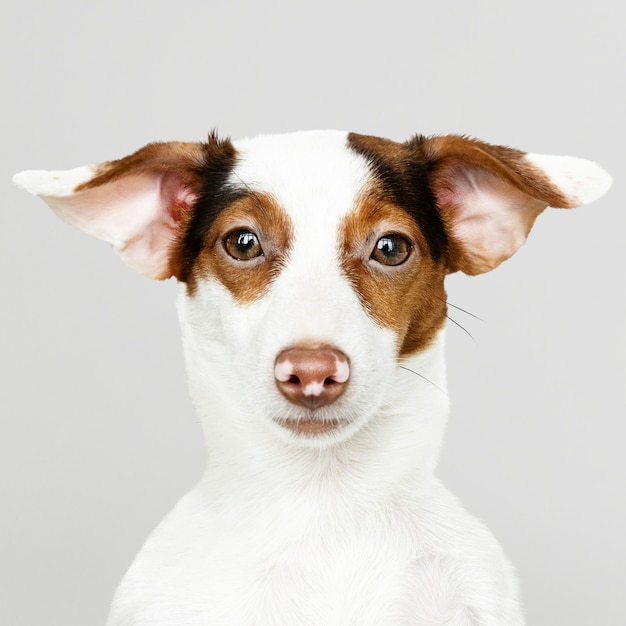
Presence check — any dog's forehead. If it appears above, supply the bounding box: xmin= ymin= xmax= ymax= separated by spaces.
xmin=231 ymin=131 xmax=371 ymax=220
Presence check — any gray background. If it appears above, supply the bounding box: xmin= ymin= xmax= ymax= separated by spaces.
xmin=2 ymin=1 xmax=624 ymax=624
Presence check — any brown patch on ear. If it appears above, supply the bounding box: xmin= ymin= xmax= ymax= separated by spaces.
xmin=193 ymin=192 xmax=294 ymax=304
xmin=340 ymin=190 xmax=448 ymax=357
xmin=75 ymin=141 xmax=207 ymax=194
xmin=419 ymin=135 xmax=572 ymax=209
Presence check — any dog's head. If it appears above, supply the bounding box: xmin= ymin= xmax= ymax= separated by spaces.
xmin=14 ymin=131 xmax=611 ymax=456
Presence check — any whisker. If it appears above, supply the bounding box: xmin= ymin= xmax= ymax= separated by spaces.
xmin=446 ymin=315 xmax=476 ymax=343
xmin=398 ymin=365 xmax=448 ymax=396
xmin=434 ymin=294 xmax=483 ymax=322
xmin=446 ymin=301 xmax=483 ymax=322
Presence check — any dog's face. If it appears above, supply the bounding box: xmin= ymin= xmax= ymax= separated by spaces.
xmin=14 ymin=131 xmax=611 ymax=451
xmin=177 ymin=131 xmax=449 ymax=446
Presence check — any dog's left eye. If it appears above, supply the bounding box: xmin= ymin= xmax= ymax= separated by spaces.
xmin=224 ymin=230 xmax=264 ymax=261
xmin=371 ymin=234 xmax=411 ymax=266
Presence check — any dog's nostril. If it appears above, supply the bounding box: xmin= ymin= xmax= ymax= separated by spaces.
xmin=274 ymin=345 xmax=350 ymax=408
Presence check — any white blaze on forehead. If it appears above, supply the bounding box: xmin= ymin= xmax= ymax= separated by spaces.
xmin=230 ymin=130 xmax=374 ymax=313
xmin=226 ymin=132 xmax=378 ymax=356
xmin=232 ymin=130 xmax=371 ymax=226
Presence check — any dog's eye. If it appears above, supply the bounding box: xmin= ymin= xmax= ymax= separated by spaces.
xmin=224 ymin=230 xmax=264 ymax=261
xmin=371 ymin=234 xmax=411 ymax=266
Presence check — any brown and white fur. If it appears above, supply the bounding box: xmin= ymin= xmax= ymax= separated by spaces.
xmin=14 ymin=130 xmax=611 ymax=625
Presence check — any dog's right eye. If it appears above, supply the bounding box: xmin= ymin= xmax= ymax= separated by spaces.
xmin=224 ymin=230 xmax=264 ymax=261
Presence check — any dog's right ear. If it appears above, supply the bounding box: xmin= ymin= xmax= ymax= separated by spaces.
xmin=13 ymin=136 xmax=236 ymax=279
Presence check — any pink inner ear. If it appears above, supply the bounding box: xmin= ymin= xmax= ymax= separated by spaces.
xmin=436 ymin=164 xmax=546 ymax=275
xmin=43 ymin=172 xmax=197 ymax=279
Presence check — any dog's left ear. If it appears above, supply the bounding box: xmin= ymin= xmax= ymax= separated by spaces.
xmin=13 ymin=137 xmax=234 ymax=279
xmin=420 ymin=135 xmax=612 ymax=274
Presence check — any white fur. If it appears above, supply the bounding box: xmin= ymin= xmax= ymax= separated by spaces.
xmin=526 ymin=153 xmax=613 ymax=206
xmin=13 ymin=165 xmax=97 ymax=197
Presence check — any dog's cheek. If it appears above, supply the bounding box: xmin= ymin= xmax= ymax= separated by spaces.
xmin=216 ymin=294 xmax=278 ymax=401
xmin=179 ymin=279 xmax=277 ymax=414
xmin=396 ymin=264 xmax=448 ymax=357
xmin=343 ymin=259 xmax=447 ymax=358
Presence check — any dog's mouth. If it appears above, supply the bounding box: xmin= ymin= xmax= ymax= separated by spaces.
xmin=276 ymin=417 xmax=341 ymax=436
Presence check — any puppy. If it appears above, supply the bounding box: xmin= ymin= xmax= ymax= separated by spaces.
xmin=14 ymin=131 xmax=611 ymax=625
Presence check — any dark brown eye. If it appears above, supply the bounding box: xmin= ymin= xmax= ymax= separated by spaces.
xmin=371 ymin=234 xmax=411 ymax=266
xmin=224 ymin=230 xmax=263 ymax=261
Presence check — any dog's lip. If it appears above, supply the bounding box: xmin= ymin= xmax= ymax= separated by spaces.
xmin=277 ymin=417 xmax=341 ymax=435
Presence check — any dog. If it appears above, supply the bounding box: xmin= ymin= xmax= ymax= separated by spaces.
xmin=14 ymin=130 xmax=611 ymax=625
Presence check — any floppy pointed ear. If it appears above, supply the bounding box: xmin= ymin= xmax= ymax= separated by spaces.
xmin=13 ymin=137 xmax=235 ymax=279
xmin=420 ymin=135 xmax=612 ymax=275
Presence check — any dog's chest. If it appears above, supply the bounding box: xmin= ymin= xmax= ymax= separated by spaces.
xmin=109 ymin=487 xmax=441 ymax=625
xmin=108 ymin=483 xmax=519 ymax=625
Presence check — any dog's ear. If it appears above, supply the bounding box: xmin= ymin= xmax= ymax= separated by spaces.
xmin=420 ymin=135 xmax=612 ymax=275
xmin=13 ymin=138 xmax=234 ymax=279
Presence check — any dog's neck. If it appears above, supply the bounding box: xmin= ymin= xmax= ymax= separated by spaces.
xmin=178 ymin=284 xmax=449 ymax=505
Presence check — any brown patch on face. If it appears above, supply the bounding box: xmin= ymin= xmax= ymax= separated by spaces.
xmin=347 ymin=133 xmax=450 ymax=264
xmin=340 ymin=189 xmax=448 ymax=357
xmin=192 ymin=192 xmax=294 ymax=303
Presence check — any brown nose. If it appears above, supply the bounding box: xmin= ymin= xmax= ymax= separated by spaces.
xmin=274 ymin=345 xmax=350 ymax=409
